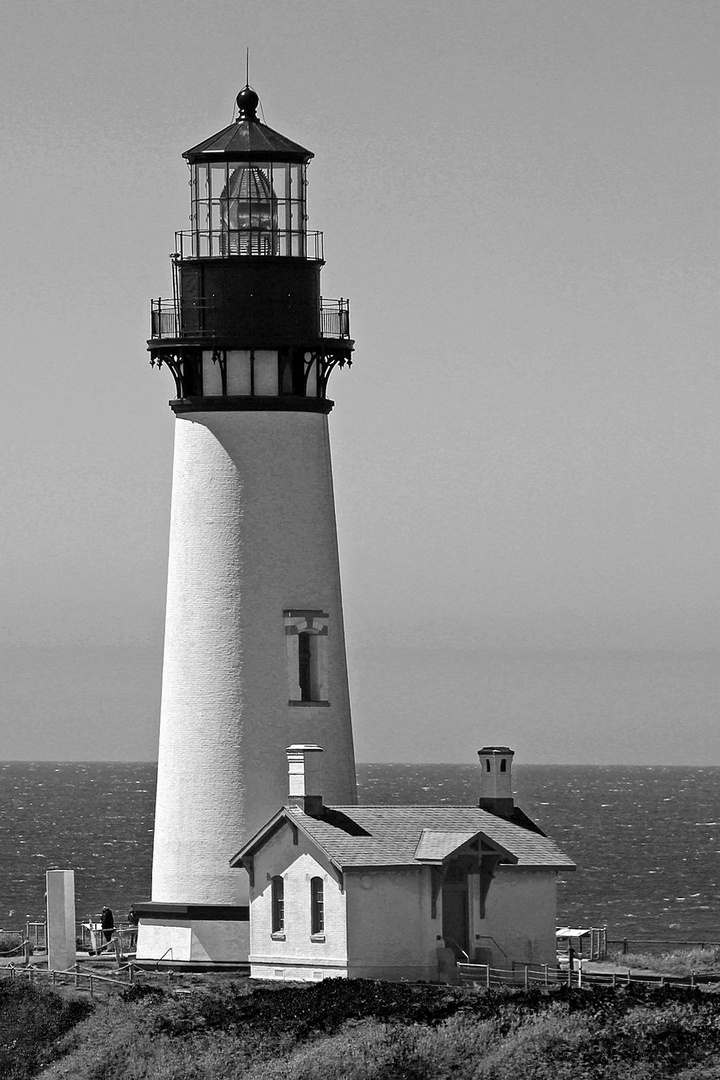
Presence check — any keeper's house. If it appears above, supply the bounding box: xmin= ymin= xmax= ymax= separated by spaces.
xmin=231 ymin=745 xmax=575 ymax=982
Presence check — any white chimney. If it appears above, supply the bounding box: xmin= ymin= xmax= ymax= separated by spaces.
xmin=286 ymin=744 xmax=324 ymax=816
xmin=478 ymin=745 xmax=515 ymax=817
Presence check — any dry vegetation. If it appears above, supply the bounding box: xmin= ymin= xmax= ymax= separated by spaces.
xmin=608 ymin=947 xmax=720 ymax=977
xmin=2 ymin=975 xmax=720 ymax=1079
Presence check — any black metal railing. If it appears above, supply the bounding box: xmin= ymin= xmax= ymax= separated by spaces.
xmin=150 ymin=299 xmax=216 ymax=340
xmin=174 ymin=229 xmax=324 ymax=261
xmin=150 ymin=297 xmax=350 ymax=341
xmin=150 ymin=300 xmax=181 ymax=340
xmin=320 ymin=298 xmax=350 ymax=339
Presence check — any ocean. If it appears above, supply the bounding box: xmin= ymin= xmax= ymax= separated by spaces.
xmin=0 ymin=762 xmax=718 ymax=943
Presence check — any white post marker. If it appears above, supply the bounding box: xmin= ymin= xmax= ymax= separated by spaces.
xmin=46 ymin=870 xmax=76 ymax=972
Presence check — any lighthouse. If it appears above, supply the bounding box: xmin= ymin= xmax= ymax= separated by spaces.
xmin=134 ymin=84 xmax=358 ymax=965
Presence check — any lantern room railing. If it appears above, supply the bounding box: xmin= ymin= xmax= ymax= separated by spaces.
xmin=174 ymin=229 xmax=324 ymax=261
xmin=150 ymin=297 xmax=350 ymax=341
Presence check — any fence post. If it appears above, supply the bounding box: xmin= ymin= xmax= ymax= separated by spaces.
xmin=627 ymin=969 xmax=631 ymax=986
xmin=74 ymin=963 xmax=79 ymax=989
xmin=485 ymin=964 xmax=490 ymax=990
xmin=690 ymin=972 xmax=695 ymax=988
xmin=23 ymin=940 xmax=30 ymax=967
xmin=543 ymin=964 xmax=548 ymax=986
xmin=129 ymin=962 xmax=135 ymax=985
xmin=524 ymin=965 xmax=529 ymax=989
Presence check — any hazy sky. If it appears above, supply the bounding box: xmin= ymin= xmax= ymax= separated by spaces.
xmin=0 ymin=1 xmax=717 ymax=763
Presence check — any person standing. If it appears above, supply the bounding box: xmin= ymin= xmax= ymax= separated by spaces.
xmin=101 ymin=906 xmax=114 ymax=944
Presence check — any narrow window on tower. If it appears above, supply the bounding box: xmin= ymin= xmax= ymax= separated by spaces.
xmin=284 ymin=611 xmax=330 ymax=705
xmin=310 ymin=877 xmax=325 ymax=937
xmin=298 ymin=632 xmax=315 ymax=700
xmin=271 ymin=876 xmax=285 ymax=936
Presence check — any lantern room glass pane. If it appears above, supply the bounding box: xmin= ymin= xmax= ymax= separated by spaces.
xmin=195 ymin=164 xmax=209 ymax=197
xmin=209 ymin=163 xmax=227 ymax=200
xmin=189 ymin=160 xmax=311 ymax=259
xmin=272 ymin=164 xmax=288 ymax=199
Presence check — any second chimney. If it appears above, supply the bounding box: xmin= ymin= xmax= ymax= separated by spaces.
xmin=286 ymin=744 xmax=324 ymax=816
xmin=478 ymin=745 xmax=515 ymax=818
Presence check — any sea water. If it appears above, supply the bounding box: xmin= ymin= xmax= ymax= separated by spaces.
xmin=0 ymin=762 xmax=718 ymax=941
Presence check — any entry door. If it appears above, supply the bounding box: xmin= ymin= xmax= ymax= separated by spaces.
xmin=442 ymin=880 xmax=469 ymax=957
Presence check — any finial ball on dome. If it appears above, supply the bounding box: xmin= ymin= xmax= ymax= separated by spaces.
xmin=236 ymin=85 xmax=259 ymax=121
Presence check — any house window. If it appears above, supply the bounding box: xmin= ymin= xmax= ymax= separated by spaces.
xmin=500 ymin=759 xmax=507 ymax=772
xmin=271 ymin=876 xmax=285 ymax=935
xmin=284 ymin=610 xmax=330 ymax=705
xmin=310 ymin=877 xmax=324 ymax=936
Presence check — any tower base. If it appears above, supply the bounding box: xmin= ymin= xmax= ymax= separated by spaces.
xmin=133 ymin=903 xmax=249 ymax=965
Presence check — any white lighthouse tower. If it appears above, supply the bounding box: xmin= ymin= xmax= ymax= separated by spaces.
xmin=134 ymin=84 xmax=357 ymax=965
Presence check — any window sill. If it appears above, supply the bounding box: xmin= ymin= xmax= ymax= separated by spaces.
xmin=310 ymin=934 xmax=326 ymax=943
xmin=288 ymin=700 xmax=331 ymax=708
xmin=271 ymin=932 xmax=286 ymax=941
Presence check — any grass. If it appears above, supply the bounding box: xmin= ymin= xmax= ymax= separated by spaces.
xmin=2 ymin=976 xmax=720 ymax=1079
xmin=608 ymin=947 xmax=720 ymax=977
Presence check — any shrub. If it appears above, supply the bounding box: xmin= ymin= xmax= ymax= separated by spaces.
xmin=0 ymin=933 xmax=24 ymax=957
xmin=32 ymin=978 xmax=720 ymax=1080
xmin=0 ymin=980 xmax=92 ymax=1079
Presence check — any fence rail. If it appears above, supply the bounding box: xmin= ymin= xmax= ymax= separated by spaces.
xmin=0 ymin=962 xmax=179 ymax=996
xmin=457 ymin=962 xmax=719 ymax=990
xmin=609 ymin=938 xmax=720 ymax=955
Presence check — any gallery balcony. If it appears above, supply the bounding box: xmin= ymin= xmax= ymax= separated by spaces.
xmin=149 ymin=297 xmax=351 ymax=348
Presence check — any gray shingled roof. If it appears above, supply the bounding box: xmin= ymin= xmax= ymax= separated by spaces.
xmin=259 ymin=805 xmax=575 ymax=871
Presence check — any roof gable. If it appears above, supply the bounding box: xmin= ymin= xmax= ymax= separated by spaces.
xmin=414 ymin=829 xmax=517 ymax=865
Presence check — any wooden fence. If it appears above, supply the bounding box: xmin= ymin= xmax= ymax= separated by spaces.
xmin=0 ymin=961 xmax=179 ymax=996
xmin=458 ymin=962 xmax=718 ymax=990
xmin=608 ymin=938 xmax=720 ymax=956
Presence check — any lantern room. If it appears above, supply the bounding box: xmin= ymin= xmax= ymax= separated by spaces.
xmin=182 ymin=86 xmax=316 ymax=261
xmin=147 ymin=84 xmax=353 ymax=406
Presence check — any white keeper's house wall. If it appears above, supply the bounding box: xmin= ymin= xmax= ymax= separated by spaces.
xmin=482 ymin=867 xmax=558 ymax=967
xmin=151 ymin=409 xmax=357 ymax=913
xmin=247 ymin=820 xmax=349 ymax=980
xmin=344 ymin=867 xmax=440 ymax=982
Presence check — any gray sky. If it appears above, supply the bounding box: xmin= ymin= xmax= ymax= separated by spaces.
xmin=0 ymin=0 xmax=717 ymax=763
